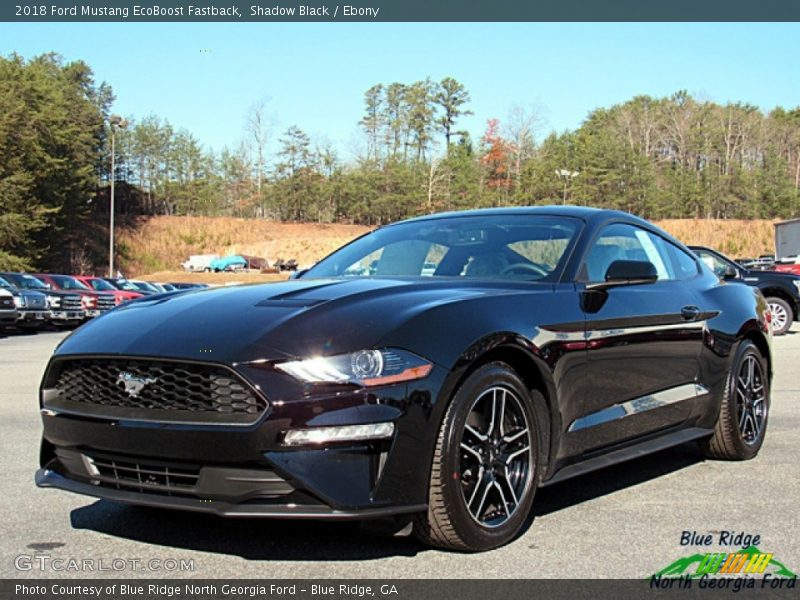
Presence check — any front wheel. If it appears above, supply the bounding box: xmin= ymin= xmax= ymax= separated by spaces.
xmin=700 ymin=340 xmax=769 ymax=460
xmin=766 ymin=297 xmax=793 ymax=335
xmin=414 ymin=362 xmax=540 ymax=551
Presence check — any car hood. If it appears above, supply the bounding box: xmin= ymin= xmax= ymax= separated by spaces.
xmin=744 ymin=269 xmax=800 ymax=281
xmin=54 ymin=277 xmax=546 ymax=364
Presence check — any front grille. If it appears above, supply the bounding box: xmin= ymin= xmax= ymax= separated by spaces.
xmin=0 ymin=297 xmax=12 ymax=308
xmin=26 ymin=295 xmax=46 ymax=309
xmin=50 ymin=358 xmax=267 ymax=423
xmin=97 ymin=295 xmax=115 ymax=310
xmin=61 ymin=294 xmax=82 ymax=310
xmin=87 ymin=454 xmax=199 ymax=496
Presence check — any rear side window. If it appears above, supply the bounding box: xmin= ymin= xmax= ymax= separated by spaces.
xmin=581 ymin=223 xmax=675 ymax=282
xmin=666 ymin=244 xmax=700 ymax=280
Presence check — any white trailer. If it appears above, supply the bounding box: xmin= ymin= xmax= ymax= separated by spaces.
xmin=775 ymin=218 xmax=800 ymax=261
xmin=181 ymin=254 xmax=220 ymax=272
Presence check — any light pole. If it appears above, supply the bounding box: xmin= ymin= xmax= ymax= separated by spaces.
xmin=108 ymin=115 xmax=128 ymax=277
xmin=555 ymin=168 xmax=579 ymax=204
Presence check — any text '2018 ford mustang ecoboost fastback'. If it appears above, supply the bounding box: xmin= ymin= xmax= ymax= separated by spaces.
xmin=36 ymin=207 xmax=772 ymax=551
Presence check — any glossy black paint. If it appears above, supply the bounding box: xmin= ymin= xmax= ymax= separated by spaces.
xmin=37 ymin=207 xmax=772 ymax=519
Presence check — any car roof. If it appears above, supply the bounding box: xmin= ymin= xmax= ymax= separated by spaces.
xmin=396 ymin=205 xmax=658 ymax=227
xmin=398 ymin=205 xmax=601 ymax=223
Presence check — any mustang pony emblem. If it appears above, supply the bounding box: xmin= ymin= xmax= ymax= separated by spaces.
xmin=117 ymin=372 xmax=157 ymax=397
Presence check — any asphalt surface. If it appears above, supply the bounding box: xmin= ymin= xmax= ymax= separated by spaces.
xmin=1 ymin=325 xmax=798 ymax=579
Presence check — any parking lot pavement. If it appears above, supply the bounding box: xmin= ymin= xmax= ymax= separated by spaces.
xmin=1 ymin=326 xmax=798 ymax=579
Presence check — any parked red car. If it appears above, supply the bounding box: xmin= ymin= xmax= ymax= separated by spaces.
xmin=774 ymin=263 xmax=800 ymax=276
xmin=35 ymin=274 xmax=117 ymax=318
xmin=72 ymin=275 xmax=143 ymax=305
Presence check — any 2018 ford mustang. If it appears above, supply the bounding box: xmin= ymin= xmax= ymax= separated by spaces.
xmin=36 ymin=207 xmax=772 ymax=551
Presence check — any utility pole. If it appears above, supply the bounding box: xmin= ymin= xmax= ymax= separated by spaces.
xmin=109 ymin=115 xmax=128 ymax=277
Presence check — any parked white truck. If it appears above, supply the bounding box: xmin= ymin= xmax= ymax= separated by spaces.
xmin=775 ymin=218 xmax=800 ymax=262
xmin=181 ymin=254 xmax=220 ymax=272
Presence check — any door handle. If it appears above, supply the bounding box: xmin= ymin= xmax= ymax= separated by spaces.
xmin=681 ymin=305 xmax=701 ymax=321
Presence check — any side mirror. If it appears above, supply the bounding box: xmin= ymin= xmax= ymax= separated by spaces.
xmin=722 ymin=265 xmax=738 ymax=280
xmin=587 ymin=260 xmax=658 ymax=291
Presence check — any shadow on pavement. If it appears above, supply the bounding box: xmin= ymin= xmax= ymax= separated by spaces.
xmin=70 ymin=503 xmax=426 ymax=560
xmin=70 ymin=444 xmax=704 ymax=560
xmin=534 ymin=443 xmax=702 ymax=517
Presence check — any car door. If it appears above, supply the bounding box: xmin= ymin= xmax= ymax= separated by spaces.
xmin=572 ymin=223 xmax=705 ymax=453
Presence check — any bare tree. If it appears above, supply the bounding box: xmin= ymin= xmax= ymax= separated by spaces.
xmin=245 ymin=97 xmax=274 ymax=200
xmin=426 ymin=156 xmax=448 ymax=212
xmin=504 ymin=103 xmax=546 ymax=187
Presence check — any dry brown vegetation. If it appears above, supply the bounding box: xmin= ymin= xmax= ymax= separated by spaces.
xmin=123 ymin=216 xmax=778 ymax=279
xmin=655 ymin=219 xmax=776 ymax=258
xmin=117 ymin=217 xmax=370 ymax=276
xmin=144 ymin=270 xmax=288 ymax=285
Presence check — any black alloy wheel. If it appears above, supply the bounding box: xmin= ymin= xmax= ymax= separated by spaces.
xmin=701 ymin=340 xmax=769 ymax=460
xmin=459 ymin=386 xmax=532 ymax=528
xmin=734 ymin=353 xmax=768 ymax=446
xmin=415 ymin=362 xmax=540 ymax=551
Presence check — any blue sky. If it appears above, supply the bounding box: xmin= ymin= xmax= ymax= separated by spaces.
xmin=1 ymin=22 xmax=798 ymax=159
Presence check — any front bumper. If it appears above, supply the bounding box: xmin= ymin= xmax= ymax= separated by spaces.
xmin=37 ymin=359 xmax=449 ymax=518
xmin=17 ymin=309 xmax=48 ymax=322
xmin=0 ymin=308 xmax=18 ymax=324
xmin=35 ymin=468 xmax=424 ymax=518
xmin=50 ymin=310 xmax=85 ymax=322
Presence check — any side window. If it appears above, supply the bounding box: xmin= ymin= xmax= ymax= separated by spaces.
xmin=582 ymin=223 xmax=674 ymax=283
xmin=666 ymin=243 xmax=701 ymax=280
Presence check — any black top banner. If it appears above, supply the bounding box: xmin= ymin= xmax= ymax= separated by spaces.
xmin=2 ymin=0 xmax=800 ymax=22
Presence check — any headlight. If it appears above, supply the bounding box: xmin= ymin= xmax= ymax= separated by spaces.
xmin=275 ymin=348 xmax=432 ymax=386
xmin=13 ymin=295 xmax=24 ymax=308
xmin=47 ymin=295 xmax=61 ymax=308
xmin=82 ymin=295 xmax=97 ymax=309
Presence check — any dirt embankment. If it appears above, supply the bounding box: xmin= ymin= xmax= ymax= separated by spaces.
xmin=120 ymin=215 xmax=778 ymax=281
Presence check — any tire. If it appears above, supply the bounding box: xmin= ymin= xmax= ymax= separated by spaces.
xmin=766 ymin=297 xmax=793 ymax=336
xmin=414 ymin=362 xmax=540 ymax=551
xmin=700 ymin=340 xmax=769 ymax=460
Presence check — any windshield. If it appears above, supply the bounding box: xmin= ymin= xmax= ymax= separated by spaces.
xmin=50 ymin=275 xmax=90 ymax=290
xmin=133 ymin=281 xmax=159 ymax=292
xmin=305 ymin=215 xmax=580 ymax=281
xmin=0 ymin=276 xmax=15 ymax=291
xmin=2 ymin=273 xmax=48 ymax=290
xmin=108 ymin=278 xmax=140 ymax=291
xmin=86 ymin=278 xmax=117 ymax=291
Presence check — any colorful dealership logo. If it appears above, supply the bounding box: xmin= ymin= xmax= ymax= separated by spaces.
xmin=654 ymin=545 xmax=796 ymax=579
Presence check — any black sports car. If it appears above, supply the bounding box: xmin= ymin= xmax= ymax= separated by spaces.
xmin=36 ymin=207 xmax=772 ymax=551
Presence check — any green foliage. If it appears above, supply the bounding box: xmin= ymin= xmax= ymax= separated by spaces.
xmin=3 ymin=52 xmax=800 ymax=276
xmin=0 ymin=52 xmax=108 ymax=270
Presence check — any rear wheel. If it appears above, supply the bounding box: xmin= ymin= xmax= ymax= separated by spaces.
xmin=766 ymin=297 xmax=792 ymax=335
xmin=701 ymin=340 xmax=769 ymax=460
xmin=414 ymin=363 xmax=540 ymax=551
